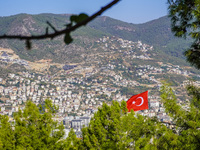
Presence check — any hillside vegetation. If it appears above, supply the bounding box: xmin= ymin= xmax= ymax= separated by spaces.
xmin=0 ymin=14 xmax=192 ymax=65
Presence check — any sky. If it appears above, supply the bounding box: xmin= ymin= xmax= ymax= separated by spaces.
xmin=0 ymin=0 xmax=168 ymax=24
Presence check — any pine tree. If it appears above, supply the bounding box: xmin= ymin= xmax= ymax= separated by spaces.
xmin=62 ymin=128 xmax=83 ymax=150
xmin=0 ymin=115 xmax=15 ymax=149
xmin=160 ymin=82 xmax=200 ymax=149
xmin=80 ymin=101 xmax=170 ymax=149
xmin=0 ymin=99 xmax=65 ymax=149
xmin=168 ymin=0 xmax=200 ymax=69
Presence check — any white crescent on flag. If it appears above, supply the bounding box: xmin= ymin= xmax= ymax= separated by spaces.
xmin=135 ymin=97 xmax=144 ymax=106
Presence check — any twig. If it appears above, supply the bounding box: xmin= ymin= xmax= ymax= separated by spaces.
xmin=0 ymin=0 xmax=121 ymax=41
xmin=46 ymin=21 xmax=57 ymax=32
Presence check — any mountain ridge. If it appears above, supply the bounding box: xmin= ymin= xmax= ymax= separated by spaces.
xmin=0 ymin=13 xmax=192 ymax=66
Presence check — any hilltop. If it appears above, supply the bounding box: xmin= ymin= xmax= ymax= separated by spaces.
xmin=0 ymin=14 xmax=192 ymax=65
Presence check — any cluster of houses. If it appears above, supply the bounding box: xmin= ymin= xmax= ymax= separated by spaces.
xmin=0 ymin=69 xmax=191 ymax=126
xmin=0 ymin=36 xmax=197 ymax=132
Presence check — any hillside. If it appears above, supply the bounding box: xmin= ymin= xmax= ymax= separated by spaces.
xmin=0 ymin=14 xmax=193 ymax=65
xmin=0 ymin=35 xmax=198 ymax=117
xmin=89 ymin=16 xmax=193 ymax=63
xmin=0 ymin=16 xmax=199 ymax=117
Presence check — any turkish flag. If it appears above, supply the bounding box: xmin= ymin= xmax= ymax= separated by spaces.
xmin=126 ymin=91 xmax=148 ymax=112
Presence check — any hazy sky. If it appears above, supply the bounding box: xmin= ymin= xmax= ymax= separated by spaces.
xmin=0 ymin=0 xmax=168 ymax=24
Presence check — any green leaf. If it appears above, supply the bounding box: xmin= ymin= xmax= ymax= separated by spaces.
xmin=70 ymin=15 xmax=78 ymax=23
xmin=25 ymin=40 xmax=32 ymax=50
xmin=64 ymin=33 xmax=73 ymax=44
xmin=70 ymin=13 xmax=88 ymax=24
xmin=77 ymin=13 xmax=89 ymax=23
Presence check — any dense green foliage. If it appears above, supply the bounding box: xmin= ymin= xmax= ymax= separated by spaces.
xmin=72 ymin=84 xmax=200 ymax=149
xmin=80 ymin=101 xmax=161 ymax=149
xmin=0 ymin=99 xmax=65 ymax=149
xmin=168 ymin=0 xmax=200 ymax=69
xmin=160 ymin=83 xmax=200 ymax=149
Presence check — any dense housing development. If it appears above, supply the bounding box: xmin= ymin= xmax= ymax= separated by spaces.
xmin=0 ymin=36 xmax=198 ymax=134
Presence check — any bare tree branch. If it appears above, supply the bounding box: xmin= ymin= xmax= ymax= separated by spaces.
xmin=0 ymin=0 xmax=121 ymax=41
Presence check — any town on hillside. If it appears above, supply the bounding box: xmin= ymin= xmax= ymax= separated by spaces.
xmin=0 ymin=36 xmax=199 ymax=136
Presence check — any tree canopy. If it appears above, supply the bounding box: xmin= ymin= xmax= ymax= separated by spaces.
xmin=0 ymin=99 xmax=65 ymax=149
xmin=61 ymin=85 xmax=200 ymax=150
xmin=168 ymin=0 xmax=200 ymax=69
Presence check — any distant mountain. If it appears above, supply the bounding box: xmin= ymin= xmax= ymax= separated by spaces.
xmin=89 ymin=16 xmax=176 ymax=46
xmin=89 ymin=16 xmax=192 ymax=61
xmin=0 ymin=13 xmax=192 ymax=65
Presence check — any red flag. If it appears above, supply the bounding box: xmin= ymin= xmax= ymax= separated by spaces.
xmin=126 ymin=91 xmax=148 ymax=112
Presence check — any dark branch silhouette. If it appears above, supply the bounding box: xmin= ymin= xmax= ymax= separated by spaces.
xmin=0 ymin=0 xmax=120 ymax=41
